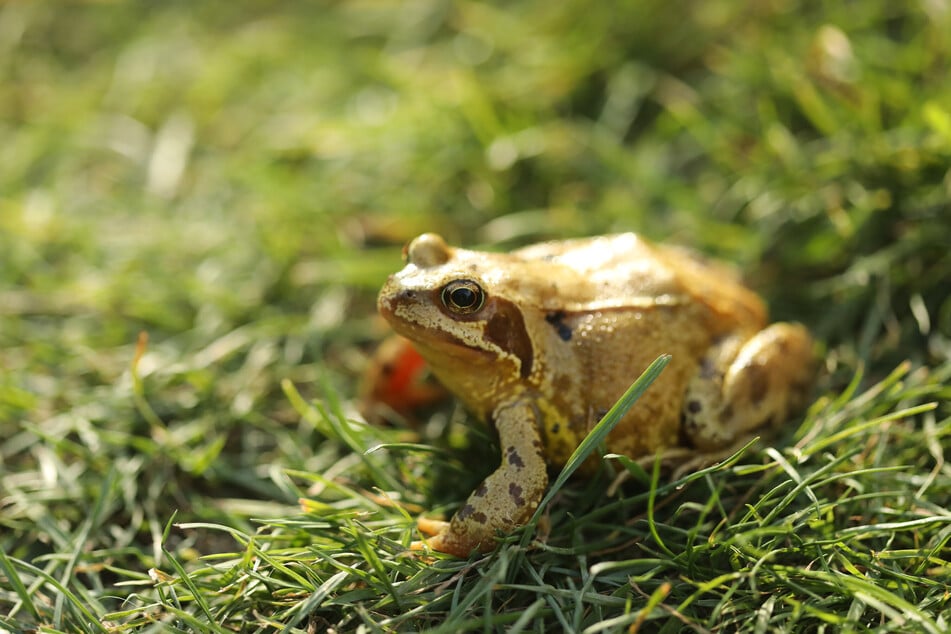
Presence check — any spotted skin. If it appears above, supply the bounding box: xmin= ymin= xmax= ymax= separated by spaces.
xmin=683 ymin=323 xmax=815 ymax=452
xmin=545 ymin=311 xmax=573 ymax=341
xmin=414 ymin=401 xmax=548 ymax=556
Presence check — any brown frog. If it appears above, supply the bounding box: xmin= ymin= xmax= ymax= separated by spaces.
xmin=376 ymin=233 xmax=815 ymax=557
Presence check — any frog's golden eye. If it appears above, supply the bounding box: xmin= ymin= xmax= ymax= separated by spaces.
xmin=441 ymin=280 xmax=485 ymax=315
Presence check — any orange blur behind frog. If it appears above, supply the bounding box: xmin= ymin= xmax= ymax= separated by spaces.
xmin=375 ymin=232 xmax=815 ymax=557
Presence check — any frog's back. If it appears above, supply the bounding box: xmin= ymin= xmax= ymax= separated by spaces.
xmin=514 ymin=233 xmax=766 ymax=331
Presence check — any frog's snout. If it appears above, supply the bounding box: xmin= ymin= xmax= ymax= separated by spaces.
xmin=377 ymin=283 xmax=418 ymax=319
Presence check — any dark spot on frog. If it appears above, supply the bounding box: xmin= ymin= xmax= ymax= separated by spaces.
xmin=471 ymin=511 xmax=488 ymax=524
xmin=509 ymin=482 xmax=525 ymax=506
xmin=506 ymin=447 xmax=525 ymax=468
xmin=699 ymin=357 xmax=717 ymax=379
xmin=687 ymin=399 xmax=702 ymax=414
xmin=747 ymin=363 xmax=769 ymax=405
xmin=682 ymin=414 xmax=699 ymax=432
xmin=792 ymin=377 xmax=813 ymax=399
xmin=484 ymin=298 xmax=534 ymax=379
xmin=719 ymin=403 xmax=734 ymax=423
xmin=545 ymin=311 xmax=573 ymax=342
xmin=458 ymin=504 xmax=475 ymax=520
xmin=551 ymin=423 xmax=560 ymax=434
xmin=475 ymin=482 xmax=488 ymax=497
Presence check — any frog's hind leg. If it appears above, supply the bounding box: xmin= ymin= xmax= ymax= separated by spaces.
xmin=682 ymin=323 xmax=815 ymax=453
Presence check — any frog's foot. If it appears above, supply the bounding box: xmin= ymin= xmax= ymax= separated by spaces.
xmin=411 ymin=517 xmax=471 ymax=556
xmin=683 ymin=323 xmax=815 ymax=452
xmin=412 ymin=513 xmax=513 ymax=557
xmin=416 ymin=517 xmax=450 ymax=537
xmin=411 ymin=519 xmax=475 ymax=557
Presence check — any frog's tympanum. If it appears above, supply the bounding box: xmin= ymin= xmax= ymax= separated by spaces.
xmin=377 ymin=233 xmax=815 ymax=557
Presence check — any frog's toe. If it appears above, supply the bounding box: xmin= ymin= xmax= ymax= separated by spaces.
xmin=416 ymin=517 xmax=451 ymax=537
xmin=411 ymin=530 xmax=476 ymax=558
xmin=409 ymin=538 xmax=437 ymax=552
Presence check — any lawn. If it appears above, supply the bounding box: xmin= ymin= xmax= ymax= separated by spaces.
xmin=2 ymin=1 xmax=950 ymax=632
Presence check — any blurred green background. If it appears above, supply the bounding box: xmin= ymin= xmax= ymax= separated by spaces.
xmin=2 ymin=0 xmax=950 ymax=629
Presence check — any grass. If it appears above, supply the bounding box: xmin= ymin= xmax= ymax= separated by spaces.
xmin=1 ymin=1 xmax=950 ymax=631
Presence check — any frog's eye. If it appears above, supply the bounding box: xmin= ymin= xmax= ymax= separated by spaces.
xmin=440 ymin=280 xmax=485 ymax=315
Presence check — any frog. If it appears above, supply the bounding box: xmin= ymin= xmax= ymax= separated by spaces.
xmin=376 ymin=232 xmax=815 ymax=557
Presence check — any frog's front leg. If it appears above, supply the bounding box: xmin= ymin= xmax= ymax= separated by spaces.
xmin=414 ymin=400 xmax=548 ymax=557
xmin=683 ymin=322 xmax=815 ymax=452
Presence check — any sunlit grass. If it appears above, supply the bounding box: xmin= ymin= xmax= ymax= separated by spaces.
xmin=2 ymin=1 xmax=950 ymax=631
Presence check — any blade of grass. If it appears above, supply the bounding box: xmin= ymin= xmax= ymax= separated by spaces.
xmin=798 ymin=402 xmax=937 ymax=458
xmin=159 ymin=547 xmax=230 ymax=634
xmin=646 ymin=455 xmax=676 ymax=559
xmin=532 ymin=354 xmax=671 ymax=523
xmin=4 ymin=557 xmax=109 ymax=634
xmin=282 ymin=377 xmax=401 ymax=492
xmin=0 ymin=547 xmax=40 ymax=621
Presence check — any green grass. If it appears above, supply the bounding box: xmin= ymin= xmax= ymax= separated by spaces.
xmin=2 ymin=1 xmax=950 ymax=631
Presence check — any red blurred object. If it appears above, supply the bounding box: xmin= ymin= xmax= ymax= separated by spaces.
xmin=361 ymin=335 xmax=447 ymax=425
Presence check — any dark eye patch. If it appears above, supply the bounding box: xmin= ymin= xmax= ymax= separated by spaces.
xmin=484 ymin=298 xmax=533 ymax=379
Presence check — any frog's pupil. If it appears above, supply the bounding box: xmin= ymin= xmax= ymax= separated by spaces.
xmin=452 ymin=287 xmax=476 ymax=307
